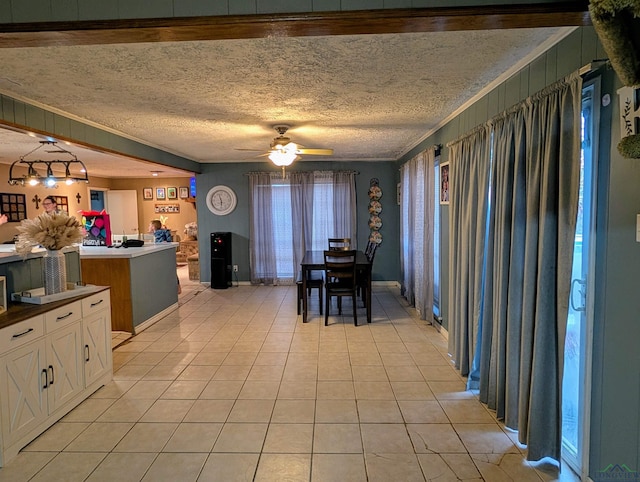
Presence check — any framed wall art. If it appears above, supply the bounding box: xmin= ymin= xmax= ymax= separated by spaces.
xmin=0 ymin=192 xmax=27 ymax=222
xmin=143 ymin=187 xmax=153 ymax=200
xmin=156 ymin=187 xmax=166 ymax=200
xmin=167 ymin=187 xmax=177 ymax=199
xmin=52 ymin=195 xmax=69 ymax=213
xmin=154 ymin=203 xmax=180 ymax=214
xmin=179 ymin=187 xmax=189 ymax=199
xmin=439 ymin=162 xmax=450 ymax=205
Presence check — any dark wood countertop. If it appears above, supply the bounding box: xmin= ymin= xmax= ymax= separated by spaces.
xmin=0 ymin=286 xmax=110 ymax=330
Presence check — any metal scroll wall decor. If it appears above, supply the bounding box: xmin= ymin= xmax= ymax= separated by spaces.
xmin=368 ymin=178 xmax=383 ymax=245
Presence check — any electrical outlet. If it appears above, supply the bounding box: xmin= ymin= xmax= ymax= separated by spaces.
xmin=233 ymin=265 xmax=238 ymax=272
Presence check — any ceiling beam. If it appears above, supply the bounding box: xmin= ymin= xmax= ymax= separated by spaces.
xmin=0 ymin=3 xmax=591 ymax=48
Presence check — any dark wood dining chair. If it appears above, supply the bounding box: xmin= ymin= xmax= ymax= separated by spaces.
xmin=296 ymin=270 xmax=323 ymax=315
xmin=357 ymin=242 xmax=378 ymax=306
xmin=328 ymin=238 xmax=351 ymax=251
xmin=323 ymin=250 xmax=358 ymax=326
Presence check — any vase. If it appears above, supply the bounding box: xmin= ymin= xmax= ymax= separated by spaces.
xmin=43 ymin=249 xmax=67 ymax=295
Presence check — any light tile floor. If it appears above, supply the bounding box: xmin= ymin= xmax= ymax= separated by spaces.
xmin=0 ymin=267 xmax=581 ymax=481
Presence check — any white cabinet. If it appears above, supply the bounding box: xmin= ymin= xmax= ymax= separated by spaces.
xmin=81 ymin=291 xmax=112 ymax=387
xmin=0 ymin=337 xmax=47 ymax=448
xmin=0 ymin=288 xmax=112 ymax=467
xmin=45 ymin=322 xmax=84 ymax=413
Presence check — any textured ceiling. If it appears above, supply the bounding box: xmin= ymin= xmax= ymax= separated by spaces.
xmin=0 ymin=27 xmax=572 ymax=177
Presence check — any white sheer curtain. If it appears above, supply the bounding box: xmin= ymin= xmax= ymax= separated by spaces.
xmin=249 ymin=172 xmax=278 ymax=285
xmin=249 ymin=170 xmax=356 ymax=283
xmin=400 ymin=147 xmax=436 ymax=320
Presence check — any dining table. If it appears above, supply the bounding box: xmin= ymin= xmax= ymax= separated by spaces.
xmin=300 ymin=250 xmax=372 ymax=324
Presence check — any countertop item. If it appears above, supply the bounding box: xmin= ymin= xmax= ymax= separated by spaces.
xmin=79 ymin=242 xmax=178 ymax=259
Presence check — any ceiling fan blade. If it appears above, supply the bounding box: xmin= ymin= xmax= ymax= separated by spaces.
xmin=235 ymin=148 xmax=264 ymax=152
xmin=296 ymin=148 xmax=334 ymax=155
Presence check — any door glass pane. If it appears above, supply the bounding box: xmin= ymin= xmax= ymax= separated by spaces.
xmin=562 ymin=82 xmax=595 ymax=472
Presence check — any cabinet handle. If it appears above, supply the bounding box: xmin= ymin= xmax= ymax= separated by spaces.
xmin=42 ymin=369 xmax=48 ymax=389
xmin=12 ymin=328 xmax=34 ymax=339
xmin=48 ymin=365 xmax=54 ymax=386
xmin=85 ymin=345 xmax=90 ymax=362
xmin=56 ymin=312 xmax=74 ymax=321
xmin=90 ymin=299 xmax=104 ymax=307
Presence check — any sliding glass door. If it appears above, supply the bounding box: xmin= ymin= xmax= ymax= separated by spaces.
xmin=562 ymin=78 xmax=598 ymax=477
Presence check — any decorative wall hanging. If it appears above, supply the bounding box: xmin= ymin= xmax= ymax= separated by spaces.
xmin=368 ymin=178 xmax=383 ymax=245
xmin=0 ymin=192 xmax=27 ymax=222
xmin=51 ymin=195 xmax=69 ymax=213
xmin=590 ymin=0 xmax=640 ymax=159
xmin=143 ymin=187 xmax=153 ymax=200
xmin=155 ymin=204 xmax=180 ymax=214
xmin=589 ymin=0 xmax=640 ymax=87
xmin=440 ymin=162 xmax=450 ymax=204
xmin=617 ymin=86 xmax=640 ymax=158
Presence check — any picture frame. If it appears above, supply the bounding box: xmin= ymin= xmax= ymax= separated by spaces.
xmin=179 ymin=186 xmax=189 ymax=199
xmin=156 ymin=187 xmax=166 ymax=200
xmin=143 ymin=187 xmax=153 ymax=200
xmin=0 ymin=192 xmax=27 ymax=222
xmin=440 ymin=162 xmax=450 ymax=205
xmin=155 ymin=203 xmax=180 ymax=214
xmin=167 ymin=187 xmax=177 ymax=199
xmin=52 ymin=195 xmax=69 ymax=213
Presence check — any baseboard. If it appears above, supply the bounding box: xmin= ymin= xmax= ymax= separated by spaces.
xmin=133 ymin=302 xmax=179 ymax=334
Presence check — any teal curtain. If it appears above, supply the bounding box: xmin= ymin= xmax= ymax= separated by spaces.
xmin=447 ymin=125 xmax=492 ymax=378
xmin=480 ymin=72 xmax=582 ymax=461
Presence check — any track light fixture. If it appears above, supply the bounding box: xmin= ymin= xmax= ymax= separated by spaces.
xmin=8 ymin=140 xmax=89 ymax=188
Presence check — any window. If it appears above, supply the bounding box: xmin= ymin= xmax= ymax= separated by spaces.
xmin=250 ymin=171 xmax=356 ymax=282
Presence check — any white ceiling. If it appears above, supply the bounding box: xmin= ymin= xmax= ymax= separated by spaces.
xmin=0 ymin=27 xmax=573 ymax=178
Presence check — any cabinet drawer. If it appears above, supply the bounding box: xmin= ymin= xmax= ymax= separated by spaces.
xmin=0 ymin=316 xmax=45 ymax=353
xmin=82 ymin=290 xmax=111 ymax=317
xmin=45 ymin=301 xmax=82 ymax=332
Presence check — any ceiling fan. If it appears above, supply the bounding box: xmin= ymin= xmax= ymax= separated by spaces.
xmin=239 ymin=125 xmax=333 ymax=176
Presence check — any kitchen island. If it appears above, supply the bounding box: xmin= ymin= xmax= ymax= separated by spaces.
xmin=79 ymin=243 xmax=178 ymax=334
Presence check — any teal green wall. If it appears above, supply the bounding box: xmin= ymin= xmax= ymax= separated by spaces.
xmin=195 ymin=160 xmax=399 ymax=283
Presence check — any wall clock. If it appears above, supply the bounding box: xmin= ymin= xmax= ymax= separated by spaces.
xmin=206 ymin=185 xmax=237 ymax=216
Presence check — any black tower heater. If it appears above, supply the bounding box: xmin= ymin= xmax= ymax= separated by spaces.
xmin=210 ymin=232 xmax=232 ymax=289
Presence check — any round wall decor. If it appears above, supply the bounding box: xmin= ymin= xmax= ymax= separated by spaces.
xmin=206 ymin=185 xmax=237 ymax=216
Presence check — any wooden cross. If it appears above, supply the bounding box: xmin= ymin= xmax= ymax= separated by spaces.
xmin=76 ymin=193 xmax=82 ymax=204
xmin=32 ymin=194 xmax=42 ymax=209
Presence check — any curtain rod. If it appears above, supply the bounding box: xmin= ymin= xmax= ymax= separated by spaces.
xmin=244 ymin=169 xmax=359 ymax=175
xmin=579 ymin=59 xmax=609 ymax=76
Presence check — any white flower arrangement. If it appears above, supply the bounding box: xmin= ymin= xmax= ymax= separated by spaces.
xmin=15 ymin=212 xmax=84 ymax=256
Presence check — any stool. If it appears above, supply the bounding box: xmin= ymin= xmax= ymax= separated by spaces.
xmin=187 ymin=254 xmax=200 ymax=281
xmin=296 ymin=271 xmax=323 ymax=315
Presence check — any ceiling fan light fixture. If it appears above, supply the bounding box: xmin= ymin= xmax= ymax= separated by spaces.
xmin=268 ymin=149 xmax=297 ymax=167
